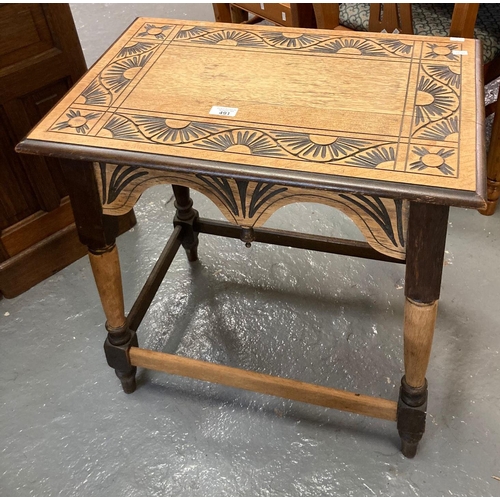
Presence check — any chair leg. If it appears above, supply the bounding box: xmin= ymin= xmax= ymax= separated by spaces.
xmin=480 ymin=96 xmax=500 ymax=215
xmin=213 ymin=3 xmax=248 ymax=24
xmin=212 ymin=3 xmax=232 ymax=22
xmin=229 ymin=5 xmax=249 ymax=23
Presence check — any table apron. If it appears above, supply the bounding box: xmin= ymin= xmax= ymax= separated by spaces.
xmin=95 ymin=162 xmax=408 ymax=259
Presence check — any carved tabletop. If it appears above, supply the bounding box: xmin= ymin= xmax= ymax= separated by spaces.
xmin=18 ymin=18 xmax=485 ymax=197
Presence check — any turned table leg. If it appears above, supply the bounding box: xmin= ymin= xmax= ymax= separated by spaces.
xmin=61 ymin=159 xmax=138 ymax=393
xmin=172 ymin=185 xmax=199 ymax=262
xmin=398 ymin=202 xmax=449 ymax=458
xmin=88 ymin=245 xmax=138 ymax=393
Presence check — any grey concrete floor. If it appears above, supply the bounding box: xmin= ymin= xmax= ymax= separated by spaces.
xmin=2 ymin=3 xmax=500 ymax=496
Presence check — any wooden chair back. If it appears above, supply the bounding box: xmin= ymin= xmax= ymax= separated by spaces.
xmin=213 ymin=3 xmax=316 ymax=28
xmin=368 ymin=4 xmax=413 ymax=34
xmin=449 ymin=3 xmax=479 ymax=38
xmin=313 ymin=3 xmax=479 ymax=37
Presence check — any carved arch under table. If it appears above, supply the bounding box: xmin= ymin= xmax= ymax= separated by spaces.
xmin=96 ymin=162 xmax=408 ymax=260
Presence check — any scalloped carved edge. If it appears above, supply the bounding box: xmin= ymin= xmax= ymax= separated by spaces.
xmin=95 ymin=162 xmax=408 ymax=258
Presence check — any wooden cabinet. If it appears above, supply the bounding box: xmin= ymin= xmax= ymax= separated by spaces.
xmin=0 ymin=4 xmax=135 ymax=298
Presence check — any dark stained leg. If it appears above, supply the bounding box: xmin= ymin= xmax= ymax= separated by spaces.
xmin=61 ymin=159 xmax=137 ymax=393
xmin=399 ymin=202 xmax=449 ymax=458
xmin=172 ymin=185 xmax=199 ymax=262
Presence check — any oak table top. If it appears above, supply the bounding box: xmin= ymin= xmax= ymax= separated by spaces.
xmin=17 ymin=17 xmax=486 ymax=208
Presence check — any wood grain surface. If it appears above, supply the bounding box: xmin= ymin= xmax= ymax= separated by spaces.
xmin=88 ymin=245 xmax=126 ymax=329
xmin=129 ymin=347 xmax=398 ymax=421
xmin=16 ymin=18 xmax=484 ymax=208
xmin=403 ymin=298 xmax=438 ymax=388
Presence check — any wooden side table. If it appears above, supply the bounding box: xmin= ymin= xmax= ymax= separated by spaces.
xmin=16 ymin=18 xmax=485 ymax=457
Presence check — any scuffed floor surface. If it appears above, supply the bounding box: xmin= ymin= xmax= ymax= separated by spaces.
xmin=1 ymin=4 xmax=500 ymax=496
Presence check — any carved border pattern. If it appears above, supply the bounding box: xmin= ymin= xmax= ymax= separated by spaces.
xmin=174 ymin=27 xmax=415 ymax=58
xmin=407 ymin=62 xmax=460 ymax=177
xmin=74 ymin=43 xmax=162 ymax=107
xmin=95 ymin=112 xmax=396 ymax=169
xmin=136 ymin=23 xmax=173 ymax=40
xmin=424 ymin=43 xmax=460 ymax=62
xmin=95 ymin=163 xmax=408 ymax=258
xmin=413 ymin=65 xmax=460 ymax=132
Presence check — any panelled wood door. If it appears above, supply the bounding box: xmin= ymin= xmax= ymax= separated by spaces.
xmin=0 ymin=4 xmax=135 ymax=298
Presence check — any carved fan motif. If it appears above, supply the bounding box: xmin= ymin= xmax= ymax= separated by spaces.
xmin=94 ymin=164 xmax=409 ymax=258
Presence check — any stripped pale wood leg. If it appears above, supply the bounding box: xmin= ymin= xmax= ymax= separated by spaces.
xmin=88 ymin=245 xmax=126 ymax=329
xmin=89 ymin=244 xmax=138 ymax=394
xmin=399 ymin=202 xmax=449 ymax=458
xmin=399 ymin=299 xmax=437 ymax=457
xmin=403 ymin=299 xmax=438 ymax=389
